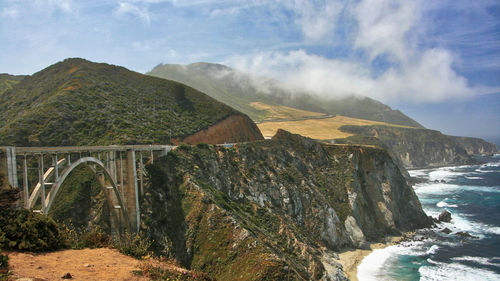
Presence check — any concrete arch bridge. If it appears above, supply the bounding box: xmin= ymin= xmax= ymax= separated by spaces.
xmin=0 ymin=145 xmax=175 ymax=234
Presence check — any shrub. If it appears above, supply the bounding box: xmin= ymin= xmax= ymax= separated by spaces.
xmin=62 ymin=223 xmax=111 ymax=250
xmin=0 ymin=208 xmax=67 ymax=252
xmin=0 ymin=254 xmax=8 ymax=281
xmin=113 ymin=231 xmax=152 ymax=259
xmin=195 ymin=143 xmax=209 ymax=149
xmin=139 ymin=261 xmax=215 ymax=281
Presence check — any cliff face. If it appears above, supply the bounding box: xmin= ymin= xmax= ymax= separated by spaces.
xmin=177 ymin=115 xmax=264 ymax=145
xmin=452 ymin=136 xmax=498 ymax=155
xmin=338 ymin=125 xmax=497 ymax=169
xmin=142 ymin=130 xmax=430 ymax=280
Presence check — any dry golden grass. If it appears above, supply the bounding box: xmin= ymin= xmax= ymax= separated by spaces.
xmin=257 ymin=115 xmax=409 ymax=140
xmin=249 ymin=102 xmax=325 ymax=120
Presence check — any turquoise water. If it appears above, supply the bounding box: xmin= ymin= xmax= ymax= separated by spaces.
xmin=358 ymin=154 xmax=500 ymax=281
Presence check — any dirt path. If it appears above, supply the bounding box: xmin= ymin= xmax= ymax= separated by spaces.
xmin=6 ymin=248 xmax=148 ymax=281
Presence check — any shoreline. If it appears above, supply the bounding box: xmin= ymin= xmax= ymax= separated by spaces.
xmin=337 ymin=233 xmax=414 ymax=281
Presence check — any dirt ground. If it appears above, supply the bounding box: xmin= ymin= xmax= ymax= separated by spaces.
xmin=6 ymin=248 xmax=149 ymax=281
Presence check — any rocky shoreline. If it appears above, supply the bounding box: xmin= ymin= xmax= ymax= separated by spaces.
xmin=344 ymin=209 xmax=483 ymax=281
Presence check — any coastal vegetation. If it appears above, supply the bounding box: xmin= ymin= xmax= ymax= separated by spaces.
xmin=0 ymin=58 xmax=256 ymax=146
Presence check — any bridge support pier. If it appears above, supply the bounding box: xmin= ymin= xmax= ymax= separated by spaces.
xmin=0 ymin=147 xmax=18 ymax=189
xmin=126 ymin=150 xmax=140 ymax=233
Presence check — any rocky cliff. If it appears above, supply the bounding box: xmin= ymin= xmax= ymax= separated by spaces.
xmin=452 ymin=136 xmax=498 ymax=155
xmin=141 ymin=130 xmax=431 ymax=280
xmin=338 ymin=125 xmax=497 ymax=169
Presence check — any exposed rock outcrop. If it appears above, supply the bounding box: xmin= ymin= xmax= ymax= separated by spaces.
xmin=178 ymin=114 xmax=264 ymax=145
xmin=142 ymin=130 xmax=431 ymax=280
xmin=438 ymin=211 xmax=452 ymax=223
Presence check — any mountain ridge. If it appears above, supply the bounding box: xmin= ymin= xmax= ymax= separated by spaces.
xmin=0 ymin=58 xmax=263 ymax=146
xmin=147 ymin=62 xmax=424 ymax=128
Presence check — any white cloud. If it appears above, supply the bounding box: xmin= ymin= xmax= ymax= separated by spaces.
xmin=222 ymin=0 xmax=497 ymax=103
xmin=115 ymin=2 xmax=151 ymax=24
xmin=290 ymin=0 xmax=343 ymax=42
xmin=225 ymin=48 xmax=484 ymax=103
xmin=375 ymin=49 xmax=473 ymax=102
xmin=353 ymin=0 xmax=420 ymax=61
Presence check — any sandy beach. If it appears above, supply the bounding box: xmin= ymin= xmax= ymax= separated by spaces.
xmin=337 ymin=233 xmax=413 ymax=281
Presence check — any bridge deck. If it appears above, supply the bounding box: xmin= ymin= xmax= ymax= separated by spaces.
xmin=1 ymin=145 xmax=174 ymax=154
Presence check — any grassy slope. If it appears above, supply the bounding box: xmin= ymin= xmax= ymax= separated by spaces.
xmin=147 ymin=62 xmax=423 ymax=128
xmin=257 ymin=115 xmax=411 ymax=139
xmin=249 ymin=101 xmax=326 ymax=121
xmin=0 ymin=58 xmax=241 ymax=146
xmin=0 ymin=74 xmax=25 ymax=95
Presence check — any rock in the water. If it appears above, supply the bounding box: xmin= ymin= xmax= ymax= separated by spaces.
xmin=438 ymin=211 xmax=452 ymax=222
xmin=441 ymin=228 xmax=451 ymax=234
xmin=61 ymin=272 xmax=72 ymax=279
xmin=455 ymin=231 xmax=478 ymax=239
xmin=431 ymin=216 xmax=440 ymax=224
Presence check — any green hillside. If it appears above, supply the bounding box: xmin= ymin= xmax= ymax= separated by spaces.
xmin=0 ymin=58 xmax=245 ymax=146
xmin=147 ymin=62 xmax=423 ymax=127
xmin=0 ymin=73 xmax=25 ymax=95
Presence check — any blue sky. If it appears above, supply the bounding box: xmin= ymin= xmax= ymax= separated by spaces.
xmin=0 ymin=0 xmax=499 ymax=142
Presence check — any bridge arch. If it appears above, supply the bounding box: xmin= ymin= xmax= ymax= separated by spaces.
xmin=2 ymin=145 xmax=176 ymax=233
xmin=44 ymin=157 xmax=131 ymax=233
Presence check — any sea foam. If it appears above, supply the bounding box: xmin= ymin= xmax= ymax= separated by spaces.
xmin=418 ymin=260 xmax=500 ymax=281
xmin=436 ymin=199 xmax=458 ymax=208
xmin=451 ymin=256 xmax=500 ymax=266
xmin=357 ymin=246 xmax=399 ymax=281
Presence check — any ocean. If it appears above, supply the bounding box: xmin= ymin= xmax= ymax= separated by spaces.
xmin=357 ymin=154 xmax=500 ymax=281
